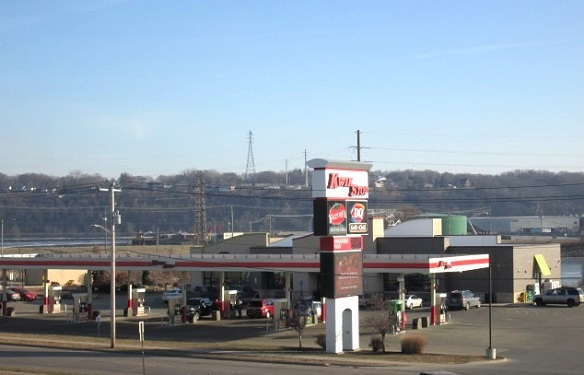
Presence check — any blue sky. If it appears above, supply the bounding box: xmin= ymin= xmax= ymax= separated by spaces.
xmin=1 ymin=1 xmax=582 ymax=179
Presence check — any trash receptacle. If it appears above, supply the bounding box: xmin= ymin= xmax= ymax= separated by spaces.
xmin=389 ymin=299 xmax=403 ymax=314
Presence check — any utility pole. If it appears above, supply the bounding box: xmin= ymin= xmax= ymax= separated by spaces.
xmin=230 ymin=205 xmax=234 ymax=237
xmin=356 ymin=129 xmax=361 ymax=161
xmin=103 ymin=207 xmax=108 ymax=253
xmin=99 ymin=182 xmax=121 ymax=349
xmin=352 ymin=130 xmax=369 ymax=162
xmin=304 ymin=149 xmax=308 ymax=187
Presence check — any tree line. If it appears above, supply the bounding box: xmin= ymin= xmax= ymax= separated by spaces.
xmin=1 ymin=168 xmax=584 ymax=239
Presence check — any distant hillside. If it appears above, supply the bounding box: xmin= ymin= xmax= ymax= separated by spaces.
xmin=1 ymin=168 xmax=584 ymax=239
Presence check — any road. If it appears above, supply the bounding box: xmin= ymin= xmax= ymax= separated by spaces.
xmin=0 ymin=344 xmax=454 ymax=375
xmin=2 ymin=294 xmax=584 ymax=374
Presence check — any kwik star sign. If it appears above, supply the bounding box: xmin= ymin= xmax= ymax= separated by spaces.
xmin=310 ymin=162 xmax=370 ymax=237
xmin=308 ymin=158 xmax=372 ymax=354
xmin=307 ymin=158 xmax=372 ymax=299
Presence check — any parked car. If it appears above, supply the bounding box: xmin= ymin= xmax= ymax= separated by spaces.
xmin=446 ymin=290 xmax=481 ymax=310
xmin=174 ymin=297 xmax=215 ymax=321
xmin=8 ymin=287 xmax=37 ymax=301
xmin=0 ymin=288 xmax=21 ymax=302
xmin=162 ymin=288 xmax=183 ymax=303
xmin=533 ymin=286 xmax=584 ymax=307
xmin=186 ymin=297 xmax=214 ymax=317
xmin=229 ymin=284 xmax=260 ymax=302
xmin=246 ymin=298 xmax=274 ymax=319
xmin=405 ymin=294 xmax=423 ymax=309
xmin=200 ymin=285 xmax=220 ymax=300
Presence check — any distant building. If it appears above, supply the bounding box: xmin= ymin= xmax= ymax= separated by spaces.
xmin=188 ymin=216 xmax=562 ymax=304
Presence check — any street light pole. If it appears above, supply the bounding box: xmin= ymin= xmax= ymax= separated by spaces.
xmin=99 ymin=183 xmax=121 ymax=349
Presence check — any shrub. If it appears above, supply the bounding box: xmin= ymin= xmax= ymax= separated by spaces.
xmin=369 ymin=336 xmax=384 ymax=352
xmin=401 ymin=335 xmax=427 ymax=354
xmin=315 ymin=334 xmax=326 ymax=349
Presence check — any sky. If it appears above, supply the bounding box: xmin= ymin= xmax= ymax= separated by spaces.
xmin=1 ymin=1 xmax=583 ymax=179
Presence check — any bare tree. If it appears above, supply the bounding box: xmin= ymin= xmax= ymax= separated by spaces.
xmin=288 ymin=308 xmax=309 ymax=349
xmin=364 ymin=298 xmax=395 ymax=353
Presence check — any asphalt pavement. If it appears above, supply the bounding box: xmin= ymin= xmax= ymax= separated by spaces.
xmin=2 ymin=294 xmax=584 ymax=375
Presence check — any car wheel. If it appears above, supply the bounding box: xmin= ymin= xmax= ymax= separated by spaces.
xmin=266 ymin=311 xmax=271 ymax=319
xmin=535 ymin=298 xmax=544 ymax=306
xmin=407 ymin=303 xmax=413 ymax=309
xmin=465 ymin=302 xmax=470 ymax=311
xmin=567 ymin=299 xmax=576 ymax=307
xmin=476 ymin=301 xmax=481 ymax=308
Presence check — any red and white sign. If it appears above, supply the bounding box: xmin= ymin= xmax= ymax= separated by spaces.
xmin=311 ymin=168 xmax=370 ymax=199
xmin=320 ymin=236 xmax=363 ymax=251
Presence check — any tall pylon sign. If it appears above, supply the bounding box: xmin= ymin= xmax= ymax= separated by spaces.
xmin=307 ymin=158 xmax=372 ymax=354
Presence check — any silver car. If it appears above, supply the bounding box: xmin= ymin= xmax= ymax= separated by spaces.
xmin=533 ymin=287 xmax=584 ymax=307
xmin=446 ymin=290 xmax=481 ymax=311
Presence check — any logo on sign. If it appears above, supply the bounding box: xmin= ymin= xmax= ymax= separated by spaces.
xmin=350 ymin=203 xmax=365 ymax=223
xmin=328 ymin=202 xmax=346 ymax=225
xmin=347 ymin=201 xmax=368 ymax=234
xmin=327 ymin=173 xmax=369 ymax=197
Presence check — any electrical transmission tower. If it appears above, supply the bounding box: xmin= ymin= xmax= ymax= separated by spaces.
xmin=193 ymin=171 xmax=207 ymax=245
xmin=245 ymin=130 xmax=256 ymax=181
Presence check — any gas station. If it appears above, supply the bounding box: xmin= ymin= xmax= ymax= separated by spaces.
xmin=0 ymin=251 xmax=489 ymax=320
xmin=0 ymin=159 xmax=489 ymax=351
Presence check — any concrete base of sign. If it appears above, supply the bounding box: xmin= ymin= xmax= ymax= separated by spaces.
xmin=325 ymin=296 xmax=360 ymax=353
xmin=486 ymin=347 xmax=497 ymax=359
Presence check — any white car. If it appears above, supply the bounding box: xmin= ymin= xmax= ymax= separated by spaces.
xmin=162 ymin=288 xmax=183 ymax=303
xmin=405 ymin=294 xmax=423 ymax=309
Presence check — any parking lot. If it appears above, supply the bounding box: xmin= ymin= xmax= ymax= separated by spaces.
xmin=3 ymin=292 xmax=584 ymax=374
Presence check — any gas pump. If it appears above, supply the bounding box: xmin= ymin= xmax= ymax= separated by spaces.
xmin=437 ymin=293 xmax=447 ymax=324
xmin=132 ymin=288 xmax=147 ymax=316
xmin=48 ymin=285 xmax=63 ymax=313
xmin=166 ymin=296 xmax=182 ymax=326
xmin=223 ymin=290 xmax=237 ymax=318
xmin=72 ymin=293 xmax=88 ymax=322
